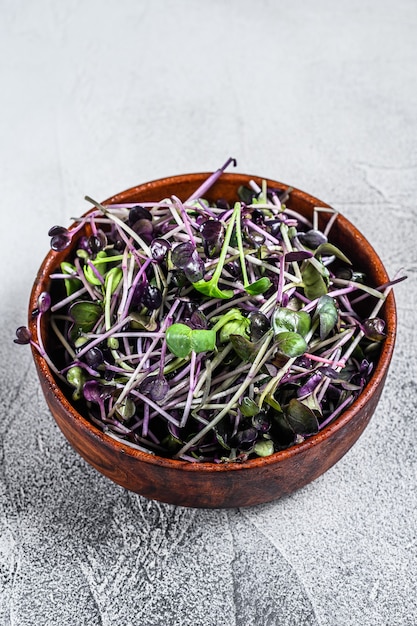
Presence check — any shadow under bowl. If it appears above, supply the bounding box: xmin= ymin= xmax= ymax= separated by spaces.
xmin=29 ymin=172 xmax=397 ymax=508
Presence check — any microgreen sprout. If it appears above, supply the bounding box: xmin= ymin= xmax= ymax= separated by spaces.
xmin=16 ymin=159 xmax=405 ymax=462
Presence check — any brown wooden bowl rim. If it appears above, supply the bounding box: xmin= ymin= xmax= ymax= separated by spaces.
xmin=29 ymin=172 xmax=397 ymax=475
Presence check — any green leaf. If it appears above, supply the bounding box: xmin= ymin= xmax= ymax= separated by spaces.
xmin=286 ymin=398 xmax=319 ymax=435
xmin=84 ymin=263 xmax=104 ymax=286
xmin=272 ymin=307 xmax=311 ymax=337
xmin=240 ymin=396 xmax=260 ymax=417
xmin=130 ymin=312 xmax=158 ymax=331
xmin=192 ymin=280 xmax=234 ymax=300
xmin=296 ymin=311 xmax=311 ymax=337
xmin=107 ymin=337 xmax=119 ymax=350
xmin=238 ymin=185 xmax=255 ymax=204
xmin=274 ymin=331 xmax=307 ymax=358
xmin=66 ymin=365 xmax=84 ymax=389
xmin=166 ymin=324 xmax=216 ymax=358
xmin=66 ymin=365 xmax=86 ymax=401
xmin=114 ymin=397 xmax=136 ymax=421
xmin=69 ymin=324 xmax=83 ymax=344
xmin=190 ymin=329 xmax=217 ymax=353
xmin=219 ymin=319 xmax=250 ymax=343
xmin=302 ymin=261 xmax=328 ymax=299
xmin=104 ymin=267 xmax=123 ymax=295
xmin=211 ymin=308 xmax=242 ymax=326
xmin=61 ymin=262 xmax=82 ymax=296
xmin=219 ymin=321 xmax=246 ymax=343
xmin=161 ymin=433 xmax=183 ymax=452
xmin=245 ymin=277 xmax=272 ymax=295
xmin=263 ymin=395 xmax=283 ymax=414
xmin=229 ymin=334 xmax=264 ymax=362
xmin=83 ymin=251 xmax=108 ymax=286
xmin=254 ymin=439 xmax=274 ymax=457
xmin=315 ymin=295 xmax=338 ymax=339
xmin=166 ymin=323 xmax=192 ymax=358
xmin=69 ymin=301 xmax=102 ymax=331
xmin=214 ymin=423 xmax=231 ymax=450
xmin=301 ymin=394 xmax=323 ymax=414
xmin=315 ymin=243 xmax=351 ymax=265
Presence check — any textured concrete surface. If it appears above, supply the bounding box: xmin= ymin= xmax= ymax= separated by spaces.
xmin=1 ymin=1 xmax=416 ymax=624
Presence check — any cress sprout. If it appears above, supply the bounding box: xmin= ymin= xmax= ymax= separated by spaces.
xmin=16 ymin=159 xmax=405 ymax=462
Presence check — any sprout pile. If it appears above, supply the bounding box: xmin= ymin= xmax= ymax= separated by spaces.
xmin=16 ymin=159 xmax=402 ymax=462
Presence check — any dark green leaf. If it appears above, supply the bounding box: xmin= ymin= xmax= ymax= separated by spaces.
xmin=296 ymin=311 xmax=311 ymax=337
xmin=229 ymin=334 xmax=264 ymax=362
xmin=286 ymin=398 xmax=319 ymax=435
xmin=270 ymin=411 xmax=294 ymax=444
xmin=302 ymin=262 xmax=328 ymax=299
xmin=315 ymin=295 xmax=338 ymax=339
xmin=301 ymin=393 xmax=322 ymax=414
xmin=162 ymin=434 xmax=182 ymax=451
xmin=240 ymin=396 xmax=260 ymax=417
xmin=274 ymin=331 xmax=307 ymax=358
xmin=263 ymin=395 xmax=283 ymax=414
xmin=215 ymin=423 xmax=231 ymax=450
xmin=272 ymin=307 xmax=311 ymax=337
xmin=315 ymin=243 xmax=351 ymax=265
xmin=130 ymin=312 xmax=158 ymax=331
xmin=69 ymin=301 xmax=102 ymax=331
xmin=237 ymin=185 xmax=255 ymax=204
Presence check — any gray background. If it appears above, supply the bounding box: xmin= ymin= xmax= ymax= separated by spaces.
xmin=1 ymin=1 xmax=416 ymax=624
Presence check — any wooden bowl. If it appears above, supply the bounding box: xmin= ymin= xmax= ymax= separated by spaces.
xmin=29 ymin=173 xmax=397 ymax=508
